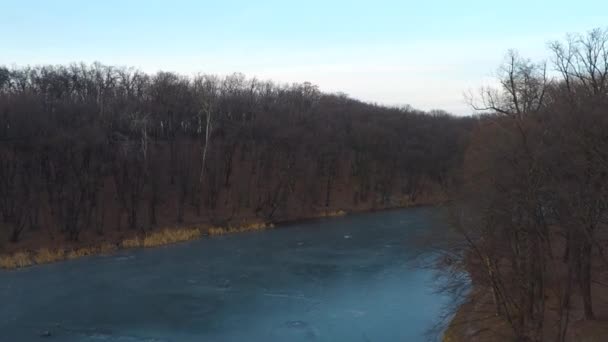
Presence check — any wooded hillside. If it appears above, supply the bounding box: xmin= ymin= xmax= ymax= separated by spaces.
xmin=0 ymin=65 xmax=472 ymax=248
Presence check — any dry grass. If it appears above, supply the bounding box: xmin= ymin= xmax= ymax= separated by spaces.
xmin=0 ymin=219 xmax=297 ymax=269
xmin=399 ymin=197 xmax=415 ymax=207
xmin=329 ymin=210 xmax=347 ymax=217
xmin=316 ymin=210 xmax=347 ymax=218
xmin=142 ymin=227 xmax=202 ymax=247
xmin=1 ymin=244 xmax=122 ymax=269
xmin=121 ymin=227 xmax=204 ymax=249
xmin=2 ymin=223 xmax=263 ymax=269
xmin=121 ymin=236 xmax=142 ymax=249
xmin=99 ymin=243 xmax=118 ymax=254
xmin=0 ymin=216 xmax=334 ymax=269
xmin=33 ymin=248 xmax=65 ymax=265
xmin=0 ymin=251 xmax=34 ymax=269
xmin=66 ymin=247 xmax=97 ymax=259
xmin=208 ymin=222 xmax=274 ymax=236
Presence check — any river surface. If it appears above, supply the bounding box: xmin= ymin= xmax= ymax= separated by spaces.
xmin=0 ymin=207 xmax=450 ymax=342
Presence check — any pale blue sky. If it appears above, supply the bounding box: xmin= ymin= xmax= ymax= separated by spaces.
xmin=2 ymin=0 xmax=607 ymax=114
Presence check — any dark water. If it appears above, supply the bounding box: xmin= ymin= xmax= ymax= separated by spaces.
xmin=0 ymin=207 xmax=450 ymax=342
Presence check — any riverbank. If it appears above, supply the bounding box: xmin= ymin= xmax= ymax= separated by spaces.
xmin=443 ymin=267 xmax=608 ymax=341
xmin=0 ymin=199 xmax=442 ymax=270
xmin=0 ymin=221 xmax=276 ymax=269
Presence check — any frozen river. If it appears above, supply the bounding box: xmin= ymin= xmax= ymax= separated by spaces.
xmin=0 ymin=207 xmax=450 ymax=341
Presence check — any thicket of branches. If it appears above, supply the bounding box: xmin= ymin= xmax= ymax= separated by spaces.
xmin=442 ymin=28 xmax=608 ymax=341
xmin=0 ymin=64 xmax=472 ymax=245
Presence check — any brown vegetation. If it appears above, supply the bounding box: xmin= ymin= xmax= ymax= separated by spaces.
xmin=440 ymin=28 xmax=608 ymax=342
xmin=0 ymin=65 xmax=469 ymax=267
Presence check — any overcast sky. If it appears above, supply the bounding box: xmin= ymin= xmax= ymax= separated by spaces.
xmin=2 ymin=0 xmax=607 ymax=114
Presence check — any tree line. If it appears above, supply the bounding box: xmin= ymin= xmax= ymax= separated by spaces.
xmin=0 ymin=63 xmax=472 ymax=247
xmin=442 ymin=28 xmax=608 ymax=341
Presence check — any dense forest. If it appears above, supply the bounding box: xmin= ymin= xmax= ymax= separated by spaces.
xmin=442 ymin=28 xmax=608 ymax=341
xmin=0 ymin=64 xmax=472 ymax=251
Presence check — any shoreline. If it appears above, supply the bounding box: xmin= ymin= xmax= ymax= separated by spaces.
xmin=442 ymin=269 xmax=608 ymax=341
xmin=0 ymin=202 xmax=441 ymax=270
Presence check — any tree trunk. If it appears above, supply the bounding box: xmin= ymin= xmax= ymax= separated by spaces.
xmin=579 ymin=240 xmax=595 ymax=320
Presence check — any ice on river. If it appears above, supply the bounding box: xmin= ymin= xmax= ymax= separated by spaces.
xmin=0 ymin=207 xmax=450 ymax=341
